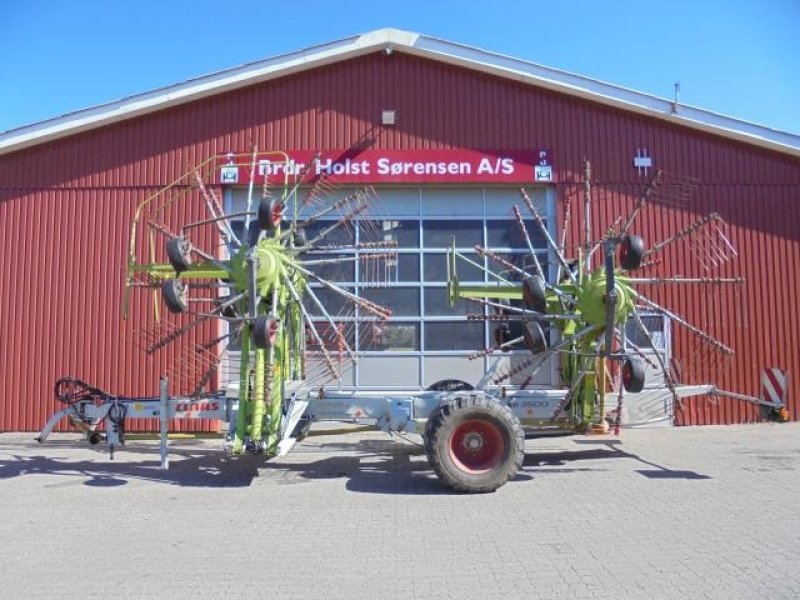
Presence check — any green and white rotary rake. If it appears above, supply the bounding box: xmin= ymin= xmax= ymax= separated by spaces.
xmin=447 ymin=163 xmax=745 ymax=435
xmin=124 ymin=151 xmax=397 ymax=455
xmin=38 ymin=153 xmax=779 ymax=493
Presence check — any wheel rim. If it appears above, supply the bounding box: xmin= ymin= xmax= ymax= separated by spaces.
xmin=620 ymin=244 xmax=629 ymax=265
xmin=622 ymin=359 xmax=644 ymax=392
xmin=449 ymin=418 xmax=505 ymax=474
xmin=267 ymin=319 xmax=278 ymax=344
xmin=270 ymin=199 xmax=282 ymax=227
xmin=623 ymin=361 xmax=632 ymax=387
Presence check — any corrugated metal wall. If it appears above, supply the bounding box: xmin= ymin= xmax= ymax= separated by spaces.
xmin=1 ymin=51 xmax=798 ymax=430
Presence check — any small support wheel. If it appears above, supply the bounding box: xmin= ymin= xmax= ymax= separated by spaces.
xmin=619 ymin=234 xmax=645 ymax=271
xmin=522 ymin=321 xmax=547 ymax=354
xmin=424 ymin=395 xmax=524 ymax=493
xmin=622 ymin=357 xmax=646 ymax=393
xmin=161 ymin=279 xmax=188 ymax=313
xmin=258 ymin=198 xmax=282 ymax=230
xmin=166 ymin=237 xmax=192 ymax=273
xmin=522 ymin=276 xmax=547 ymax=312
xmin=292 ymin=228 xmax=308 ymax=247
xmin=252 ymin=315 xmax=279 ymax=349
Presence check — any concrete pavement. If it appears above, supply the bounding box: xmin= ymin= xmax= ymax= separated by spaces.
xmin=1 ymin=422 xmax=798 ymax=599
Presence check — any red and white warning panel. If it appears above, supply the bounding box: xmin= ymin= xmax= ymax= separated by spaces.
xmin=761 ymin=368 xmax=787 ymax=406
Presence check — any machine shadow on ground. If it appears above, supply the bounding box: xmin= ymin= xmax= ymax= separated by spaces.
xmin=0 ymin=432 xmax=711 ymax=492
xmin=533 ymin=438 xmax=712 ymax=480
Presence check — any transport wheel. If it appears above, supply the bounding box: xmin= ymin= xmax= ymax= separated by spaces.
xmin=426 ymin=379 xmax=474 ymax=392
xmin=161 ymin=279 xmax=188 ymax=313
xmin=622 ymin=357 xmax=646 ymax=393
xmin=258 ymin=198 xmax=282 ymax=230
xmin=424 ymin=395 xmax=524 ymax=493
xmin=166 ymin=237 xmax=192 ymax=273
xmin=252 ymin=315 xmax=279 ymax=349
xmin=619 ymin=234 xmax=645 ymax=271
xmin=522 ymin=275 xmax=547 ymax=312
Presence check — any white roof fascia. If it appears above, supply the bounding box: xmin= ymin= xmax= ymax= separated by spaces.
xmin=0 ymin=31 xmax=392 ymax=155
xmin=1 ymin=27 xmax=799 ymax=158
xmin=405 ymin=34 xmax=800 ymax=158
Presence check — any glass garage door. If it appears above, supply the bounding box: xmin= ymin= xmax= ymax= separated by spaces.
xmin=226 ymin=185 xmax=557 ymax=391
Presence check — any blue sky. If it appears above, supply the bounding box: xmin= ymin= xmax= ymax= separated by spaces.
xmin=1 ymin=0 xmax=798 ymax=135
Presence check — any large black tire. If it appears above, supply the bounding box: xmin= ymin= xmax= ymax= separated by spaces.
xmin=166 ymin=237 xmax=192 ymax=273
xmin=161 ymin=279 xmax=188 ymax=313
xmin=426 ymin=379 xmax=474 ymax=392
xmin=619 ymin=234 xmax=645 ymax=271
xmin=424 ymin=394 xmax=524 ymax=493
xmin=622 ymin=357 xmax=646 ymax=393
xmin=258 ymin=197 xmax=282 ymax=230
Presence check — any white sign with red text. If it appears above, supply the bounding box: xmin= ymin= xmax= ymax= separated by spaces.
xmin=218 ymin=149 xmax=552 ymax=185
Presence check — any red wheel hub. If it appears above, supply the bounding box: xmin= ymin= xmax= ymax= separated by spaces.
xmin=449 ymin=419 xmax=505 ymax=474
xmin=623 ymin=360 xmax=634 ymax=387
xmin=268 ymin=319 xmax=278 ymax=345
xmin=271 ymin=201 xmax=282 ymax=227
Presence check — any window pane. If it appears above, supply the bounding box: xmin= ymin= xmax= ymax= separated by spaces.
xmin=361 ymin=322 xmax=420 ymax=351
xmin=360 ymin=287 xmax=420 ymax=316
xmin=424 ymin=253 xmax=484 ymax=282
xmin=302 ymin=220 xmax=354 ymax=247
xmin=360 ymin=219 xmax=419 ymax=247
xmin=423 ymin=220 xmax=483 ymax=248
xmin=491 ymin=320 xmax=526 ymax=350
xmin=306 ymin=321 xmax=356 ymax=353
xmin=391 ymin=254 xmax=420 ymax=282
xmin=484 ymin=188 xmax=546 ymax=216
xmin=487 ymin=253 xmax=549 ymax=282
xmin=486 ymin=219 xmax=547 ymax=249
xmin=367 ymin=188 xmax=420 ymax=216
xmin=424 ymin=288 xmax=473 ymax=316
xmin=302 ymin=254 xmax=355 ymax=282
xmin=422 ymin=188 xmax=483 ymax=216
xmin=303 ymin=287 xmax=355 ymax=317
xmin=425 ymin=321 xmax=485 ymax=351
xmin=624 ymin=314 xmax=666 ymax=350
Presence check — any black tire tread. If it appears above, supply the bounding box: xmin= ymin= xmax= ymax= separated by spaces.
xmin=424 ymin=394 xmax=524 ymax=493
xmin=623 ymin=358 xmax=646 ymax=393
xmin=166 ymin=237 xmax=192 ymax=273
xmin=252 ymin=315 xmax=277 ymax=349
xmin=161 ymin=279 xmax=188 ymax=313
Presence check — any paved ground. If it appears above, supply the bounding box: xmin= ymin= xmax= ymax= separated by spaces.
xmin=1 ymin=422 xmax=799 ymax=599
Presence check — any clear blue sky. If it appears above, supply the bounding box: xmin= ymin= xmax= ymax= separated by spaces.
xmin=1 ymin=0 xmax=798 ymax=135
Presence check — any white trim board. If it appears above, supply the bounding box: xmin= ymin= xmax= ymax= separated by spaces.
xmin=2 ymin=28 xmax=799 ymax=158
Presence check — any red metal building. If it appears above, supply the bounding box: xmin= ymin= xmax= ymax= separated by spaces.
xmin=1 ymin=29 xmax=798 ymax=431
